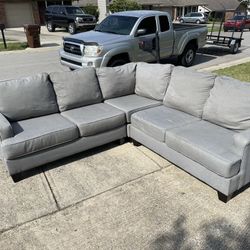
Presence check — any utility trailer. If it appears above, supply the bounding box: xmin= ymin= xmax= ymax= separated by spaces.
xmin=206 ymin=11 xmax=245 ymax=54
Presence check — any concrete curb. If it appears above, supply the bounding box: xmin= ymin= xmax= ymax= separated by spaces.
xmin=198 ymin=57 xmax=250 ymax=72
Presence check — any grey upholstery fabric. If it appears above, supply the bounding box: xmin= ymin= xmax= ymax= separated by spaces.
xmin=0 ymin=113 xmax=13 ymax=141
xmin=61 ymin=103 xmax=126 ymax=137
xmin=96 ymin=63 xmax=136 ymax=99
xmin=1 ymin=114 xmax=79 ymax=160
xmin=0 ymin=73 xmax=58 ymax=121
xmin=129 ymin=125 xmax=240 ymax=195
xmin=131 ymin=106 xmax=199 ymax=142
xmin=135 ymin=63 xmax=174 ymax=101
xmin=5 ymin=126 xmax=127 ymax=175
xmin=163 ymin=66 xmax=215 ymax=117
xmin=165 ymin=121 xmax=241 ymax=178
xmin=50 ymin=68 xmax=102 ymax=112
xmin=233 ymin=129 xmax=250 ymax=155
xmin=105 ymin=94 xmax=161 ymax=122
xmin=203 ymin=76 xmax=250 ymax=130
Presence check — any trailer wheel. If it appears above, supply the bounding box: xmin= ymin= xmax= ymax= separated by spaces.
xmin=230 ymin=41 xmax=239 ymax=54
xmin=178 ymin=44 xmax=197 ymax=67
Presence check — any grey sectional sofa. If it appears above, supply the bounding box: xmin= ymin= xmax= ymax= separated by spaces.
xmin=1 ymin=63 xmax=250 ymax=202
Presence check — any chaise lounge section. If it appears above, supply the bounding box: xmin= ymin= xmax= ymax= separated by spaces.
xmin=1 ymin=62 xmax=250 ymax=202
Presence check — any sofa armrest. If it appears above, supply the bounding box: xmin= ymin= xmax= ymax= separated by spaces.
xmin=233 ymin=129 xmax=250 ymax=155
xmin=0 ymin=113 xmax=13 ymax=141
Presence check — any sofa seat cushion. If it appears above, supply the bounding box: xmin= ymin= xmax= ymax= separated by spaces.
xmin=165 ymin=121 xmax=241 ymax=178
xmin=61 ymin=103 xmax=126 ymax=137
xmin=1 ymin=114 xmax=79 ymax=160
xmin=131 ymin=106 xmax=199 ymax=142
xmin=105 ymin=94 xmax=161 ymax=122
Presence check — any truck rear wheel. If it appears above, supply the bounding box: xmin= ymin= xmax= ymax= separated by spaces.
xmin=178 ymin=44 xmax=197 ymax=67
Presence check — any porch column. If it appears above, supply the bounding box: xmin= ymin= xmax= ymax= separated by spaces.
xmin=182 ymin=6 xmax=185 ymax=16
xmin=98 ymin=0 xmax=109 ymax=22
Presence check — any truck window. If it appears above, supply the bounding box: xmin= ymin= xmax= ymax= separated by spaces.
xmin=159 ymin=16 xmax=169 ymax=32
xmin=137 ymin=16 xmax=156 ymax=35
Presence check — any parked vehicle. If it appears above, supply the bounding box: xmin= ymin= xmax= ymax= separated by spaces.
xmin=207 ymin=11 xmax=244 ymax=54
xmin=224 ymin=15 xmax=250 ymax=32
xmin=179 ymin=12 xmax=208 ymax=24
xmin=59 ymin=10 xmax=208 ymax=69
xmin=45 ymin=5 xmax=96 ymax=34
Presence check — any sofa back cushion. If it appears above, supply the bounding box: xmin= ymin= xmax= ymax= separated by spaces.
xmin=203 ymin=76 xmax=250 ymax=130
xmin=163 ymin=66 xmax=216 ymax=117
xmin=50 ymin=68 xmax=102 ymax=112
xmin=96 ymin=63 xmax=136 ymax=100
xmin=135 ymin=63 xmax=174 ymax=101
xmin=0 ymin=73 xmax=58 ymax=121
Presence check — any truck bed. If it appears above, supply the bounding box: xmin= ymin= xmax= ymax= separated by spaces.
xmin=173 ymin=23 xmax=206 ymax=31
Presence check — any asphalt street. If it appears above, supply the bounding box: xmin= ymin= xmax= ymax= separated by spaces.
xmin=0 ymin=27 xmax=250 ymax=80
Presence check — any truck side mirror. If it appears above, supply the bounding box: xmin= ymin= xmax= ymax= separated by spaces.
xmin=136 ymin=29 xmax=147 ymax=37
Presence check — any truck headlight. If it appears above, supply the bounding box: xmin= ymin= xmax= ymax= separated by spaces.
xmin=76 ymin=17 xmax=83 ymax=23
xmin=84 ymin=45 xmax=102 ymax=57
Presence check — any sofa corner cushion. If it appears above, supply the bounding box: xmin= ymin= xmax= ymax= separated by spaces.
xmin=96 ymin=63 xmax=136 ymax=99
xmin=163 ymin=66 xmax=216 ymax=117
xmin=104 ymin=94 xmax=161 ymax=122
xmin=1 ymin=114 xmax=79 ymax=160
xmin=165 ymin=121 xmax=241 ymax=178
xmin=61 ymin=103 xmax=126 ymax=137
xmin=131 ymin=106 xmax=199 ymax=142
xmin=0 ymin=73 xmax=59 ymax=121
xmin=135 ymin=63 xmax=174 ymax=101
xmin=203 ymin=76 xmax=250 ymax=130
xmin=50 ymin=68 xmax=102 ymax=112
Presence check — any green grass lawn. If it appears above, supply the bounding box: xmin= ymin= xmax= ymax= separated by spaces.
xmin=214 ymin=62 xmax=250 ymax=82
xmin=0 ymin=42 xmax=27 ymax=51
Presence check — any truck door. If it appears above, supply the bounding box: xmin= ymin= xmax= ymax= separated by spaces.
xmin=158 ymin=15 xmax=174 ymax=58
xmin=133 ymin=16 xmax=158 ymax=62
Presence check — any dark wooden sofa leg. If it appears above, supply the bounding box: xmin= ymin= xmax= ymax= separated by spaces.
xmin=218 ymin=191 xmax=233 ymax=203
xmin=132 ymin=139 xmax=141 ymax=147
xmin=119 ymin=138 xmax=126 ymax=145
xmin=11 ymin=173 xmax=22 ymax=183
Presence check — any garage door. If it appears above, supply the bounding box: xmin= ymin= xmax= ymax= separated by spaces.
xmin=5 ymin=2 xmax=34 ymax=28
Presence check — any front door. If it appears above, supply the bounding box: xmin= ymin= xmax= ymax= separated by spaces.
xmin=133 ymin=16 xmax=158 ymax=62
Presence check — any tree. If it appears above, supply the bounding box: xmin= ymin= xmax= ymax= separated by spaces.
xmin=109 ymin=0 xmax=142 ymax=13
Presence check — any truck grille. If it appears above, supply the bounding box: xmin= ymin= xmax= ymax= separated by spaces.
xmin=64 ymin=43 xmax=82 ymax=55
xmin=83 ymin=17 xmax=94 ymax=22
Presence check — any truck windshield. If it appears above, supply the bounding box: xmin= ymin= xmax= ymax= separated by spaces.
xmin=66 ymin=7 xmax=85 ymax=15
xmin=95 ymin=15 xmax=138 ymax=35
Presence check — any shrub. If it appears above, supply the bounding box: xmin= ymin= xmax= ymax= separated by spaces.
xmin=109 ymin=0 xmax=141 ymax=13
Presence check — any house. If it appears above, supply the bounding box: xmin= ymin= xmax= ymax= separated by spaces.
xmin=73 ymin=0 xmax=207 ymax=20
xmin=198 ymin=0 xmax=247 ymax=20
xmin=0 ymin=0 xmax=72 ymax=28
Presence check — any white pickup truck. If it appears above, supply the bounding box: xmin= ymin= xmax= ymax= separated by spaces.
xmin=59 ymin=10 xmax=208 ymax=69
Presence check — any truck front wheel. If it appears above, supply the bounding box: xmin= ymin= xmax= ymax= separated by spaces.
xmin=107 ymin=58 xmax=128 ymax=67
xmin=178 ymin=44 xmax=197 ymax=67
xmin=68 ymin=23 xmax=76 ymax=34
